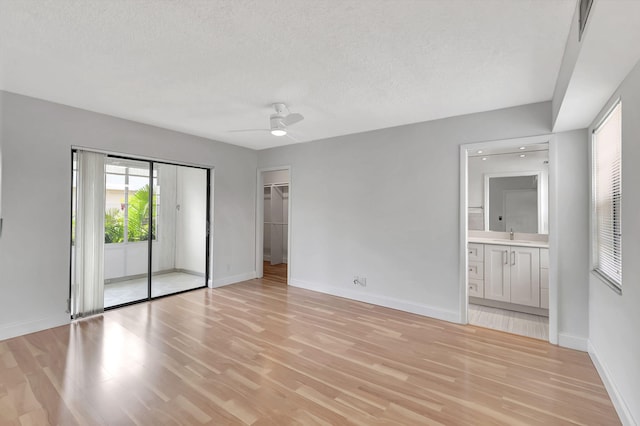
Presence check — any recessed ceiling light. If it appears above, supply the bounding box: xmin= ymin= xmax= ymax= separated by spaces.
xmin=482 ymin=157 xmax=488 ymax=161
xmin=519 ymin=154 xmax=526 ymax=158
xmin=519 ymin=146 xmax=526 ymax=150
xmin=477 ymin=150 xmax=483 ymax=154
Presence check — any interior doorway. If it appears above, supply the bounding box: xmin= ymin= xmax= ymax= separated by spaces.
xmin=460 ymin=136 xmax=554 ymax=342
xmin=257 ymin=167 xmax=290 ymax=285
xmin=70 ymin=150 xmax=211 ymax=317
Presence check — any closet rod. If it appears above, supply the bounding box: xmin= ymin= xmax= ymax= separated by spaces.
xmin=264 ymin=182 xmax=289 ymax=187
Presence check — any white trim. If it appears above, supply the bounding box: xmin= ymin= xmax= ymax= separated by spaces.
xmin=557 ymin=333 xmax=588 ymax=351
xmin=459 ymin=134 xmax=558 ymax=345
xmin=459 ymin=146 xmax=469 ymax=324
xmin=547 ymin=137 xmax=559 ymax=345
xmin=211 ymin=271 xmax=257 ymax=288
xmin=256 ymin=166 xmax=292 ymax=284
xmin=589 ymin=340 xmax=635 ymax=426
xmin=208 ymin=169 xmax=215 ymax=290
xmin=0 ymin=313 xmax=70 ymax=342
xmin=592 ymin=97 xmax=622 ymax=134
xmin=290 ymin=279 xmax=461 ymax=324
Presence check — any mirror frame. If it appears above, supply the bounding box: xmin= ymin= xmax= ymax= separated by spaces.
xmin=483 ymin=171 xmax=546 ymax=234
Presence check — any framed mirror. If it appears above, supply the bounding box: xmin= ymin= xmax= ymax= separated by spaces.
xmin=483 ymin=171 xmax=547 ymax=234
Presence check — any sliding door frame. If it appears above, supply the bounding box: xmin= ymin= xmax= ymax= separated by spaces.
xmin=70 ymin=148 xmax=213 ymax=313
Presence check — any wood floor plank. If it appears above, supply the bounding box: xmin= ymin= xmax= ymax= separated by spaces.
xmin=0 ymin=274 xmax=619 ymax=425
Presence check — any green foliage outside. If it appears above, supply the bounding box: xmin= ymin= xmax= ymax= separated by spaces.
xmin=104 ymin=208 xmax=124 ymax=243
xmin=104 ymin=184 xmax=157 ymax=244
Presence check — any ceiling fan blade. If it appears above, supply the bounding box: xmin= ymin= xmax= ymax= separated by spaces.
xmin=228 ymin=129 xmax=270 ymax=133
xmin=285 ymin=133 xmax=300 ymax=143
xmin=283 ymin=113 xmax=304 ymax=126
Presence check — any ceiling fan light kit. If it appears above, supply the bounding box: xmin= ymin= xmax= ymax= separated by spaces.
xmin=229 ymin=103 xmax=304 ymax=139
xmin=271 ymin=128 xmax=287 ymax=136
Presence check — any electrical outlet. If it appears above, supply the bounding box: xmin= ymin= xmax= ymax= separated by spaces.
xmin=353 ymin=276 xmax=367 ymax=287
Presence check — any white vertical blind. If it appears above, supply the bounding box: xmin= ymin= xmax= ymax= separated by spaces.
xmin=73 ymin=150 xmax=107 ymax=317
xmin=593 ymin=102 xmax=622 ymax=289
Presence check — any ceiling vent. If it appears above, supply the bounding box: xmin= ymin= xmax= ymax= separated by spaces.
xmin=579 ymin=0 xmax=594 ymax=41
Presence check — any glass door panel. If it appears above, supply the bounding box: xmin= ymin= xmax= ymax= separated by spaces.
xmin=103 ymin=157 xmax=152 ymax=308
xmin=151 ymin=163 xmax=208 ymax=297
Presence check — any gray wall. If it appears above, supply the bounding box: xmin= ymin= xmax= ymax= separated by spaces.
xmin=0 ymin=91 xmax=258 ymax=340
xmin=175 ymin=166 xmax=207 ymax=274
xmin=554 ymin=129 xmax=590 ymax=348
xmin=589 ymin=60 xmax=640 ymax=424
xmin=258 ymin=102 xmax=559 ymax=321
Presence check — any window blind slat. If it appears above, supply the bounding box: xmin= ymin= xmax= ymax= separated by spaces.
xmin=593 ymin=102 xmax=622 ymax=289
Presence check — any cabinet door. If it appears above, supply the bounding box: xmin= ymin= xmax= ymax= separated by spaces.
xmin=468 ymin=243 xmax=484 ymax=262
xmin=484 ymin=245 xmax=510 ymax=302
xmin=510 ymin=247 xmax=540 ymax=307
xmin=468 ymin=279 xmax=484 ymax=298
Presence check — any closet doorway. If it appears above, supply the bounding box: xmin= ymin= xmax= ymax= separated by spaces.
xmin=70 ymin=150 xmax=211 ymax=317
xmin=257 ymin=168 xmax=290 ymax=285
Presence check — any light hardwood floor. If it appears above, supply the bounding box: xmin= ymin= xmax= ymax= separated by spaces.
xmin=0 ymin=277 xmax=618 ymax=425
xmin=263 ymin=261 xmax=287 ymax=285
xmin=468 ymin=304 xmax=549 ymax=341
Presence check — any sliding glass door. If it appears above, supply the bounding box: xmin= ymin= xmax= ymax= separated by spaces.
xmin=151 ymin=163 xmax=208 ymax=298
xmin=103 ymin=157 xmax=154 ymax=308
xmin=71 ymin=151 xmax=210 ymax=317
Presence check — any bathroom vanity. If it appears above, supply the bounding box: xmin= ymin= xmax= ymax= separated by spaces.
xmin=468 ymin=233 xmax=549 ymax=316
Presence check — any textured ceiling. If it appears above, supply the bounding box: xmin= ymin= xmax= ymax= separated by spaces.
xmin=0 ymin=0 xmax=575 ymax=150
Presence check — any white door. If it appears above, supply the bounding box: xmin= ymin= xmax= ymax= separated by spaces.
xmin=484 ymin=244 xmax=510 ymax=302
xmin=510 ymin=246 xmax=540 ymax=307
xmin=270 ymin=185 xmax=284 ymax=265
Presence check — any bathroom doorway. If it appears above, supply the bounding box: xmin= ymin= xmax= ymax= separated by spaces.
xmin=460 ymin=136 xmax=554 ymax=342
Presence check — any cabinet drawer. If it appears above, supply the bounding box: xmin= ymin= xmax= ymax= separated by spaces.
xmin=468 ymin=243 xmax=484 ymax=262
xmin=540 ymin=248 xmax=549 ymax=269
xmin=468 ymin=261 xmax=484 ymax=280
xmin=540 ymin=288 xmax=549 ymax=309
xmin=468 ymin=279 xmax=484 ymax=298
xmin=540 ymin=268 xmax=549 ymax=290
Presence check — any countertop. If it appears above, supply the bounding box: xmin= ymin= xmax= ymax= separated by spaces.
xmin=468 ymin=237 xmax=549 ymax=249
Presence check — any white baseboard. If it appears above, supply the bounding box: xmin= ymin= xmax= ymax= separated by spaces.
xmin=589 ymin=340 xmax=636 ymax=426
xmin=289 ymin=279 xmax=460 ymax=324
xmin=0 ymin=313 xmax=70 ymax=342
xmin=558 ymin=332 xmax=588 ymax=352
xmin=211 ymin=271 xmax=257 ymax=288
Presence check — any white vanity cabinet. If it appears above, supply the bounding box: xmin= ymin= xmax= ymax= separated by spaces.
xmin=540 ymin=248 xmax=549 ymax=309
xmin=469 ymin=240 xmax=547 ymax=311
xmin=508 ymin=246 xmax=540 ymax=307
xmin=484 ymin=244 xmax=540 ymax=307
xmin=484 ymin=244 xmax=511 ymax=302
xmin=467 ymin=243 xmax=484 ymax=297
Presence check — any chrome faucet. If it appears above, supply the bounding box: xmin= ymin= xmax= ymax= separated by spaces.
xmin=510 ymin=228 xmax=514 ymax=240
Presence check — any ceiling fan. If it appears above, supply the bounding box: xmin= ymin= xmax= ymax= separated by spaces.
xmin=230 ymin=103 xmax=304 ymax=138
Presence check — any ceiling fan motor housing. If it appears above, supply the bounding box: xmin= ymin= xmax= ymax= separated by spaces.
xmin=270 ymin=115 xmax=286 ymax=132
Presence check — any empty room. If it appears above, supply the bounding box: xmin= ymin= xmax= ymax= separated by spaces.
xmin=0 ymin=0 xmax=639 ymax=424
